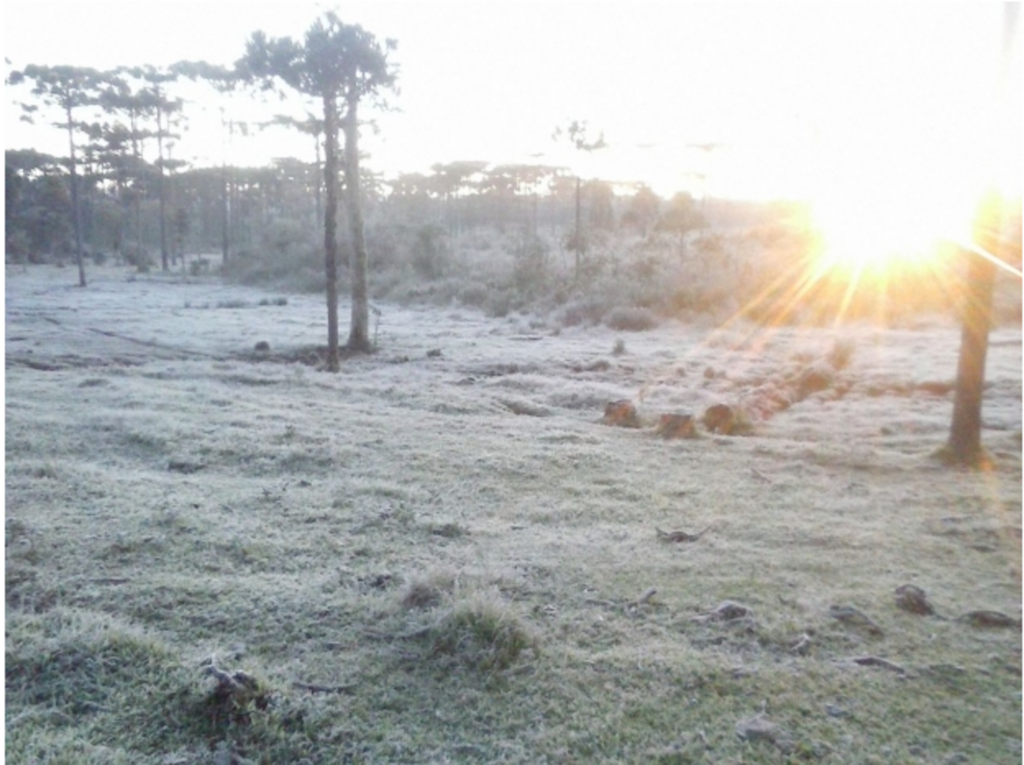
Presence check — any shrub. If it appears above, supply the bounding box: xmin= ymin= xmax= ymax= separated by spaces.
xmin=458 ymin=282 xmax=489 ymax=308
xmin=604 ymin=305 xmax=659 ymax=332
xmin=510 ymin=235 xmax=549 ymax=295
xmin=412 ymin=224 xmax=451 ymax=279
xmin=557 ymin=296 xmax=606 ymax=328
xmin=483 ymin=289 xmax=514 ymax=318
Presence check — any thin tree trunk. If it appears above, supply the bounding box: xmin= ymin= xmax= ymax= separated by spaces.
xmin=221 ymin=160 xmax=230 ymax=264
xmin=946 ymin=195 xmax=1001 ymax=467
xmin=157 ymin=106 xmax=169 ymax=271
xmin=322 ymin=95 xmax=341 ymax=372
xmin=343 ymin=94 xmax=371 ymax=353
xmin=131 ymin=109 xmax=143 ymax=264
xmin=574 ymin=176 xmax=582 ymax=281
xmin=66 ymin=105 xmax=87 ymax=287
xmin=313 ymin=133 xmax=323 ymax=231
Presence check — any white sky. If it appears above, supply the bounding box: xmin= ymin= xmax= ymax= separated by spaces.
xmin=4 ymin=1 xmax=1021 ymax=204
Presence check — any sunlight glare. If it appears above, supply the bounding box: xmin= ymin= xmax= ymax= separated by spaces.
xmin=807 ymin=150 xmax=979 ymax=277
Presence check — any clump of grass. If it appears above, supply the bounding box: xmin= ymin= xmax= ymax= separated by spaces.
xmin=429 ymin=589 xmax=536 ymax=671
xmin=5 ymin=608 xmax=183 ymax=718
xmin=258 ymin=297 xmax=289 ymax=307
xmin=31 ymin=463 xmax=59 ymax=479
xmin=612 ymin=338 xmax=627 ymax=356
xmin=729 ymin=406 xmax=756 ymax=436
xmin=215 ymin=299 xmax=250 ymax=309
xmin=398 ymin=569 xmax=457 ymax=610
xmin=428 ymin=520 xmax=469 ymax=538
xmin=827 ymin=337 xmax=856 ymax=370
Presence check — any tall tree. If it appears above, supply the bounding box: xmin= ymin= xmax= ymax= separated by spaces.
xmin=658 ymin=191 xmax=706 ymax=247
xmin=172 ymin=60 xmax=240 ymax=264
xmin=239 ymin=12 xmax=398 ymax=368
xmin=133 ymin=66 xmax=184 ymax=272
xmin=9 ymin=65 xmax=107 ymax=286
xmin=552 ymin=120 xmax=607 ymax=280
xmin=944 ymin=4 xmax=1021 ymax=468
xmin=944 ymin=192 xmax=1014 ymax=467
xmin=96 ymin=71 xmax=156 ymax=266
xmin=621 ymin=184 xmax=661 ymax=237
xmin=5 ymin=149 xmax=72 ymax=262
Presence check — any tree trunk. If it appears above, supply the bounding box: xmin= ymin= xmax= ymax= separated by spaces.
xmin=946 ymin=194 xmax=1002 ymax=467
xmin=313 ymin=133 xmax=323 ymax=231
xmin=574 ymin=176 xmax=583 ymax=281
xmin=66 ymin=105 xmax=87 ymax=287
xmin=343 ymin=94 xmax=372 ymax=354
xmin=221 ymin=161 xmax=230 ymax=264
xmin=131 ymin=110 xmax=144 ymax=265
xmin=157 ymin=107 xmax=169 ymax=272
xmin=322 ymin=95 xmax=341 ymax=372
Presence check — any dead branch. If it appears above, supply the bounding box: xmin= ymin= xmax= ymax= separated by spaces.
xmin=656 ymin=526 xmax=710 ymax=543
xmin=292 ymin=680 xmax=356 ymax=694
xmin=629 ymin=587 xmax=658 ymax=608
xmin=839 ymin=655 xmax=907 ymax=674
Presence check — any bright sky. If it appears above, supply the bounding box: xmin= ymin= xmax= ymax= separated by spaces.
xmin=4 ymin=1 xmax=1021 ymax=209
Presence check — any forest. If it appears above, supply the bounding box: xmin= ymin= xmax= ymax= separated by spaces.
xmin=10 ymin=26 xmax=1018 ymax=342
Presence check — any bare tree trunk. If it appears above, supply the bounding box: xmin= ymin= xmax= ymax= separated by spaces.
xmin=343 ymin=94 xmax=372 ymax=353
xmin=66 ymin=105 xmax=87 ymax=287
xmin=574 ymin=176 xmax=582 ymax=281
xmin=157 ymin=108 xmax=169 ymax=272
xmin=221 ymin=161 xmax=230 ymax=264
xmin=322 ymin=95 xmax=341 ymax=372
xmin=946 ymin=195 xmax=1002 ymax=467
xmin=131 ymin=110 xmax=144 ymax=265
xmin=313 ymin=133 xmax=323 ymax=231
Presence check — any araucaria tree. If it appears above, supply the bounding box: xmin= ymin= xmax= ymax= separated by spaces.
xmin=239 ymin=13 xmax=398 ymax=370
xmin=9 ymin=65 xmax=108 ymax=287
xmin=552 ymin=120 xmax=607 ymax=281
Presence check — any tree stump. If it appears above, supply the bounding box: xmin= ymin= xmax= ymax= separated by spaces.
xmin=655 ymin=413 xmax=697 ymax=439
xmin=602 ymin=399 xmax=641 ymax=428
xmin=703 ymin=403 xmax=736 ymax=434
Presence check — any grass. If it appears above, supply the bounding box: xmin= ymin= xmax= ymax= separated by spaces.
xmin=5 ymin=267 xmax=1022 ymax=763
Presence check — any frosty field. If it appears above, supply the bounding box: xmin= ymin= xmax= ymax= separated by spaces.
xmin=5 ymin=265 xmax=1022 ymax=764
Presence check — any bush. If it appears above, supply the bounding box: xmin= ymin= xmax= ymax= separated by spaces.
xmin=412 ymin=224 xmax=451 ymax=279
xmin=221 ymin=222 xmax=323 ymax=291
xmin=510 ymin=235 xmax=549 ymax=295
xmin=604 ymin=305 xmax=659 ymax=331
xmin=557 ymin=296 xmax=606 ymax=328
xmin=458 ymin=282 xmax=490 ymax=308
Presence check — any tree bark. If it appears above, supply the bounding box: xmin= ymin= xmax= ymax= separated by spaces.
xmin=574 ymin=176 xmax=582 ymax=281
xmin=157 ymin=106 xmax=169 ymax=272
xmin=221 ymin=161 xmax=230 ymax=264
xmin=313 ymin=132 xmax=323 ymax=232
xmin=322 ymin=95 xmax=341 ymax=372
xmin=66 ymin=104 xmax=87 ymax=287
xmin=946 ymin=194 xmax=1002 ymax=467
xmin=343 ymin=93 xmax=372 ymax=353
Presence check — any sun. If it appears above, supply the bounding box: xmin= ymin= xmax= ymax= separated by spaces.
xmin=807 ymin=162 xmax=978 ymax=279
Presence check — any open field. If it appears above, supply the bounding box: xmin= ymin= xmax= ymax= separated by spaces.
xmin=5 ymin=265 xmax=1022 ymax=764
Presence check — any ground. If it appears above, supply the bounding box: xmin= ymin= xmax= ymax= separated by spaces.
xmin=5 ymin=264 xmax=1022 ymax=764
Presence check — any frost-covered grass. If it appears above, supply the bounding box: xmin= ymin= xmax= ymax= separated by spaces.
xmin=5 ymin=264 xmax=1022 ymax=763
